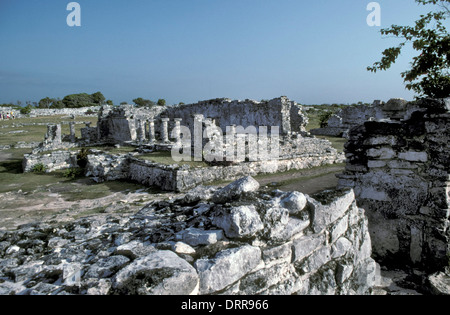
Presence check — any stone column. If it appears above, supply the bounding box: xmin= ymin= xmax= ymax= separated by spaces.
xmin=148 ymin=119 xmax=156 ymax=143
xmin=45 ymin=124 xmax=62 ymax=146
xmin=193 ymin=114 xmax=204 ymax=161
xmin=69 ymin=122 xmax=76 ymax=143
xmin=85 ymin=122 xmax=93 ymax=142
xmin=161 ymin=118 xmax=170 ymax=143
xmin=137 ymin=119 xmax=146 ymax=143
xmin=173 ymin=118 xmax=182 ymax=143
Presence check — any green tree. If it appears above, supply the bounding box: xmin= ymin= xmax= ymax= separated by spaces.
xmin=133 ymin=97 xmax=155 ymax=107
xmin=91 ymin=91 xmax=106 ymax=105
xmin=157 ymin=99 xmax=166 ymax=106
xmin=106 ymin=100 xmax=114 ymax=105
xmin=38 ymin=97 xmax=55 ymax=109
xmin=20 ymin=104 xmax=33 ymax=115
xmin=50 ymin=99 xmax=64 ymax=109
xmin=368 ymin=0 xmax=450 ymax=98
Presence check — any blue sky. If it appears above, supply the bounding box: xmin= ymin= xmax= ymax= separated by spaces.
xmin=0 ymin=0 xmax=439 ymax=105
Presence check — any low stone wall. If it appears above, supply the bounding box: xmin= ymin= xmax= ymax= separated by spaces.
xmin=28 ymin=107 xmax=101 ymax=118
xmin=0 ymin=177 xmax=376 ymax=295
xmin=85 ymin=149 xmax=344 ymax=192
xmin=22 ymin=150 xmax=79 ymax=173
xmin=337 ymin=98 xmax=449 ymax=272
xmin=310 ymin=99 xmax=421 ymax=138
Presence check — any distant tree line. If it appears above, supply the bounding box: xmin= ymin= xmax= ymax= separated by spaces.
xmin=37 ymin=92 xmax=108 ymax=109
xmin=131 ymin=98 xmax=167 ymax=108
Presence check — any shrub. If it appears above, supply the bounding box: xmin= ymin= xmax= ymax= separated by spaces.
xmin=32 ymin=163 xmax=47 ymax=173
xmin=318 ymin=111 xmax=334 ymax=128
xmin=20 ymin=105 xmax=33 ymax=115
xmin=63 ymin=167 xmax=83 ymax=179
xmin=77 ymin=148 xmax=91 ymax=168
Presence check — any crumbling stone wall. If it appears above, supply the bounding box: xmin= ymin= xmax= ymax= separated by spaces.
xmin=96 ymin=105 xmax=166 ymax=143
xmin=162 ymin=96 xmax=308 ymax=136
xmin=23 ymin=151 xmax=79 ymax=173
xmin=338 ymin=98 xmax=450 ymax=272
xmin=85 ymin=147 xmax=343 ymax=192
xmin=0 ymin=177 xmax=376 ymax=295
xmin=310 ymin=99 xmax=423 ymax=137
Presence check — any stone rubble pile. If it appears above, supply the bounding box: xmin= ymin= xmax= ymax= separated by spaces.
xmin=0 ymin=176 xmax=376 ymax=295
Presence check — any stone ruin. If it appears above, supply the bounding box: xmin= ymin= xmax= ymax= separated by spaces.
xmin=23 ymin=96 xmax=344 ymax=191
xmin=338 ymin=98 xmax=450 ymax=278
xmin=0 ymin=176 xmax=376 ymax=295
xmin=14 ymin=95 xmax=450 ymax=295
xmin=310 ymin=98 xmax=424 ymax=138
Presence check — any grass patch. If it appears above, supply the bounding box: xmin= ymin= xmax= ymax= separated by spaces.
xmin=0 ymin=115 xmax=98 ymax=146
xmin=0 ymin=149 xmax=74 ymax=194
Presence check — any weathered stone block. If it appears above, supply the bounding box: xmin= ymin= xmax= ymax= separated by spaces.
xmin=367 ymin=147 xmax=396 ymax=160
xmin=113 ymin=251 xmax=199 ymax=295
xmin=195 ymin=245 xmax=262 ymax=294
xmin=178 ymin=228 xmax=224 ymax=246
xmin=212 ymin=176 xmax=260 ymax=203
xmin=398 ymin=151 xmax=428 ymax=162
xmin=292 ymin=233 xmax=326 ymax=262
xmin=280 ymin=191 xmax=307 ymax=215
xmin=310 ymin=188 xmax=355 ymax=233
xmin=212 ymin=205 xmax=264 ymax=239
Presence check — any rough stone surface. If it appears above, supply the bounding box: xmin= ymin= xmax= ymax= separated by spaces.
xmin=212 ymin=205 xmax=264 ymax=238
xmin=0 ymin=177 xmax=376 ymax=295
xmin=113 ymin=250 xmax=199 ymax=295
xmin=194 ymin=245 xmax=262 ymax=295
xmin=212 ymin=176 xmax=260 ymax=203
xmin=338 ymin=97 xmax=450 ymax=273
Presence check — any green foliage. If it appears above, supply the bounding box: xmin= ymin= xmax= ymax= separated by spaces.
xmin=157 ymin=99 xmax=166 ymax=106
xmin=20 ymin=104 xmax=33 ymax=115
xmin=50 ymin=99 xmax=64 ymax=109
xmin=133 ymin=98 xmax=155 ymax=107
xmin=38 ymin=97 xmax=55 ymax=109
xmin=368 ymin=0 xmax=450 ymax=98
xmin=63 ymin=167 xmax=83 ymax=179
xmin=32 ymin=163 xmax=47 ymax=173
xmin=106 ymin=100 xmax=114 ymax=105
xmin=58 ymin=92 xmax=106 ymax=108
xmin=318 ymin=111 xmax=334 ymax=128
xmin=91 ymin=91 xmax=106 ymax=105
xmin=77 ymin=148 xmax=91 ymax=168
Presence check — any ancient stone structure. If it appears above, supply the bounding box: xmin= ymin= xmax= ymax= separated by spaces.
xmin=23 ymin=150 xmax=79 ymax=173
xmin=338 ymin=98 xmax=450 ymax=273
xmin=163 ymin=96 xmax=308 ymax=136
xmin=0 ymin=177 xmax=376 ymax=295
xmin=310 ymin=99 xmax=422 ymax=137
xmin=84 ymin=135 xmax=343 ymax=192
xmin=95 ymin=105 xmax=166 ymax=143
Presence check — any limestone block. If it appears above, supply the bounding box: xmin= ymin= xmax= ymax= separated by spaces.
xmin=292 ymin=233 xmax=326 ymax=262
xmin=178 ymin=228 xmax=224 ymax=246
xmin=113 ymin=250 xmax=199 ymax=295
xmin=367 ymin=147 xmax=396 ymax=159
xmin=195 ymin=245 xmax=262 ymax=294
xmin=280 ymin=191 xmax=307 ymax=215
xmin=368 ymin=160 xmax=386 ymax=168
xmin=331 ymin=237 xmax=352 ymax=259
xmin=212 ymin=176 xmax=260 ymax=203
xmin=310 ymin=189 xmax=356 ymax=233
xmin=398 ymin=151 xmax=428 ymax=162
xmin=212 ymin=205 xmax=264 ymax=239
